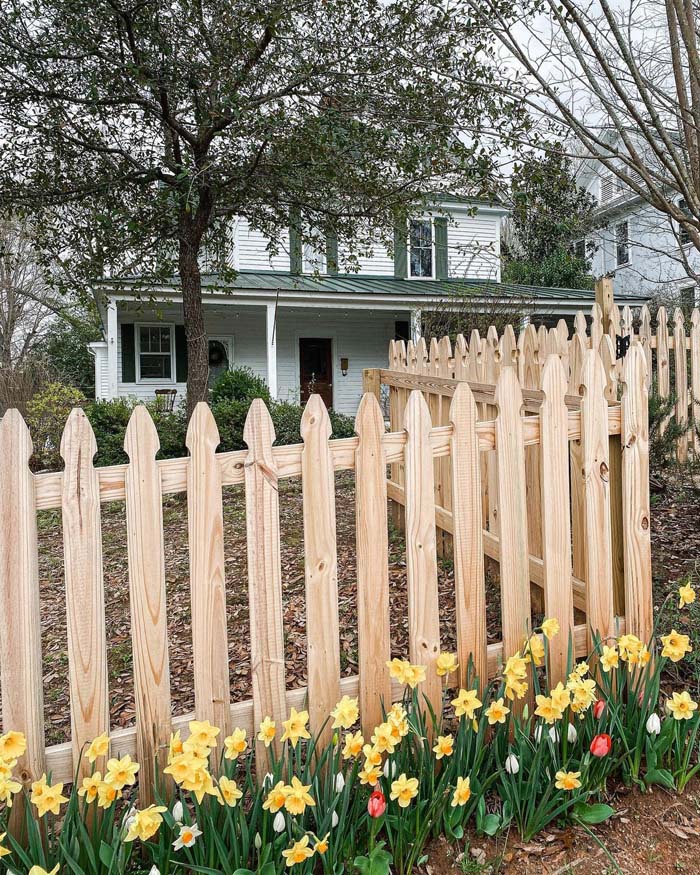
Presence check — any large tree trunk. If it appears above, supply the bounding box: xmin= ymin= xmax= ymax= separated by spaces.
xmin=178 ymin=230 xmax=209 ymax=418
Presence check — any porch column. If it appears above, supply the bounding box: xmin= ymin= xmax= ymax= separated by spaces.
xmin=410 ymin=308 xmax=422 ymax=342
xmin=106 ymin=298 xmax=119 ymax=399
xmin=266 ymin=302 xmax=278 ymax=398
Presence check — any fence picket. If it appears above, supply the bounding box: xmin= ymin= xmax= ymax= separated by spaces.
xmin=580 ymin=351 xmax=616 ymax=646
xmin=539 ymin=357 xmax=573 ymax=684
xmin=403 ymin=390 xmax=442 ymax=720
xmin=449 ymin=383 xmax=487 ymax=689
xmin=483 ymin=336 xmax=500 ymax=536
xmin=454 ymin=333 xmax=469 ymax=381
xmin=355 ymin=394 xmax=392 ymax=734
xmin=124 ymin=406 xmax=172 ymax=803
xmin=301 ymin=396 xmax=341 ymax=748
xmin=674 ymin=308 xmax=689 ymax=462
xmin=657 ymin=307 xmax=670 ymax=434
xmin=60 ymin=409 xmax=109 ymax=780
xmin=621 ymin=343 xmax=653 ymax=643
xmin=591 ymin=303 xmax=603 ymax=350
xmin=692 ymin=309 xmax=700 ymax=455
xmin=639 ymin=304 xmax=653 ymax=389
xmin=185 ymin=403 xmax=231 ymax=742
xmin=599 ymin=336 xmax=624 ymax=616
xmin=437 ymin=336 xmax=453 ymax=554
xmin=568 ymin=333 xmax=587 ymax=584
xmin=243 ymin=400 xmax=287 ymax=761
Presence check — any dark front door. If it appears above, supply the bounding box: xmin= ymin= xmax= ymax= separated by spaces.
xmin=299 ymin=338 xmax=333 ymax=408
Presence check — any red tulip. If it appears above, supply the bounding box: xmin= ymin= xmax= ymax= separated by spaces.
xmin=590 ymin=733 xmax=612 ymax=757
xmin=368 ymin=789 xmax=386 ymax=818
xmin=593 ymin=699 xmax=606 ymax=720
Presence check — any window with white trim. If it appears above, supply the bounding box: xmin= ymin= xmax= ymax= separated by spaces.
xmin=137 ymin=324 xmax=174 ymax=380
xmin=409 ymin=219 xmax=433 ymax=278
xmin=615 ymin=221 xmax=630 ymax=267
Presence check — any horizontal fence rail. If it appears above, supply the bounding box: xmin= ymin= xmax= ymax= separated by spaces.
xmin=0 ymin=345 xmax=651 ymax=804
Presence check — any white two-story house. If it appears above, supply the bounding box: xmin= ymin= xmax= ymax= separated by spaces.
xmin=90 ymin=196 xmax=614 ymax=416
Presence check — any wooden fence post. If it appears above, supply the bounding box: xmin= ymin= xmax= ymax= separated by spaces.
xmin=621 ymin=343 xmax=653 ymax=643
xmin=362 ymin=368 xmax=382 ymax=403
xmin=449 ymin=383 xmax=487 ymax=689
xmin=568 ymin=333 xmax=587 ymax=586
xmin=580 ymin=351 xmax=616 ymax=647
xmin=301 ymin=396 xmax=341 ymax=749
xmin=244 ymin=400 xmax=287 ymax=763
xmin=539 ymin=357 xmax=574 ymax=684
xmin=657 ymin=307 xmax=670 ymax=433
xmin=403 ymin=390 xmax=442 ymax=722
xmin=692 ymin=308 xmax=700 ymax=455
xmin=124 ymin=406 xmax=172 ymax=803
xmin=595 ymin=276 xmax=614 ymax=336
xmin=186 ymin=403 xmax=231 ymax=743
xmin=61 ymin=409 xmax=109 ymax=781
xmin=0 ymin=410 xmax=46 ymax=828
xmin=520 ymin=323 xmax=543 ymax=613
xmin=674 ymin=308 xmax=689 ymax=462
xmin=355 ymin=394 xmax=392 ymax=734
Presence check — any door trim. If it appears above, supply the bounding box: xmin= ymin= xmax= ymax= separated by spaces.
xmin=296 ymin=334 xmax=335 ymax=408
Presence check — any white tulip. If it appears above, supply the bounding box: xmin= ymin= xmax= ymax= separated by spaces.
xmin=383 ymin=759 xmax=396 ymax=779
xmin=331 ymin=811 xmax=339 ymax=828
xmin=254 ymin=833 xmax=262 ymax=850
xmin=335 ymin=772 xmax=345 ymax=793
xmin=273 ymin=811 xmax=286 ymax=833
xmin=172 ymin=800 xmax=184 ymax=823
xmin=149 ymin=867 xmax=161 ymax=875
xmin=567 ymin=723 xmax=578 ymax=743
xmin=548 ymin=727 xmax=560 ymax=743
xmin=264 ymin=772 xmax=274 ymax=787
xmin=505 ymin=753 xmax=520 ymax=775
xmin=534 ymin=725 xmax=543 ymax=742
xmin=646 ymin=713 xmax=661 ymax=735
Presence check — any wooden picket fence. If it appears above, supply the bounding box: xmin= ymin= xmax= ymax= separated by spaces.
xmin=0 ymin=341 xmax=651 ymax=808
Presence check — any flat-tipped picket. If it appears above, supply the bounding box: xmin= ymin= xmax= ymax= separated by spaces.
xmin=60 ymin=409 xmax=109 ymax=780
xmin=244 ymin=400 xmax=287 ymax=761
xmin=449 ymin=383 xmax=487 ymax=690
xmin=355 ymin=394 xmax=392 ymax=734
xmin=674 ymin=309 xmax=689 ymax=462
xmin=301 ymin=395 xmax=341 ymax=749
xmin=621 ymin=344 xmax=653 ymax=643
xmin=539 ymin=357 xmax=573 ymax=684
xmin=124 ymin=405 xmax=172 ymax=803
xmin=403 ymin=390 xmax=442 ymax=721
xmin=185 ymin=403 xmax=231 ymax=743
xmin=580 ymin=351 xmax=616 ymax=647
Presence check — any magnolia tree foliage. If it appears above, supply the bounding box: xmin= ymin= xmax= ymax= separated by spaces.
xmin=0 ymin=0 xmax=528 ymax=408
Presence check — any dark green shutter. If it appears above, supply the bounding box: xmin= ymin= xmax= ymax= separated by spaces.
xmin=121 ymin=323 xmax=136 ymax=382
xmin=435 ymin=217 xmax=448 ymax=279
xmin=394 ymin=220 xmax=407 ymax=278
xmin=175 ymin=324 xmax=188 ymax=383
xmin=289 ymin=206 xmax=302 ymax=274
xmin=326 ymin=231 xmax=338 ymax=275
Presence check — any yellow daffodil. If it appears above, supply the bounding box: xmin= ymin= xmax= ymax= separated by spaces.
xmin=371 ymin=722 xmax=396 ymax=755
xmin=451 ymin=688 xmax=482 ymax=720
xmin=163 ymin=752 xmax=206 ymax=785
xmin=168 ymin=730 xmax=184 ymax=761
xmin=96 ymin=780 xmax=121 ymax=809
xmin=124 ymin=804 xmax=167 ymax=842
xmin=390 ymin=773 xmax=419 ymax=808
xmin=0 ymin=731 xmax=26 ymax=761
xmin=31 ymin=775 xmax=68 ymax=817
xmin=284 ymin=776 xmax=315 ymax=815
xmin=281 ymin=708 xmax=311 ymax=746
xmin=550 ymin=682 xmax=571 ymax=712
xmin=679 ymin=582 xmax=696 ymax=609
xmin=223 ymin=728 xmax=247 ymax=760
xmin=187 ymin=720 xmax=220 ymax=750
xmin=282 ymin=835 xmax=314 ymax=867
xmin=436 ymin=652 xmax=459 ymax=677
xmin=0 ymin=759 xmax=15 ymax=781
xmin=485 ymin=698 xmax=510 ymax=725
xmin=386 ymin=658 xmax=408 ymax=681
xmin=182 ymin=766 xmax=217 ymax=804
xmin=403 ymin=663 xmax=426 ymax=689
xmin=451 ymin=776 xmax=471 ymax=807
xmin=358 ymin=765 xmax=381 ymax=786
xmin=0 ymin=832 xmax=11 ymax=859
xmin=217 ymin=775 xmax=243 ymax=807
xmin=362 ymin=744 xmax=383 ymax=768
xmin=534 ymin=695 xmax=563 ymax=725
xmin=618 ymin=634 xmax=643 ymax=662
xmin=505 ymin=678 xmax=529 ymax=701
xmin=0 ymin=778 xmax=21 ymax=807
xmin=105 ymin=754 xmax=139 ymax=790
xmin=263 ymin=781 xmax=289 ymax=813
xmin=600 ymin=645 xmax=619 ymax=673
xmin=567 ymin=677 xmax=597 ymax=714
xmin=85 ymin=732 xmax=109 ymax=764
xmin=342 ymin=731 xmax=364 ymax=759
xmin=541 ymin=618 xmax=560 ymax=640
xmin=257 ymin=717 xmax=276 ymax=748
xmin=331 ymin=696 xmax=359 ymax=730
xmin=668 ymin=691 xmax=698 ymax=721
xmin=568 ymin=661 xmax=589 ymax=682
xmin=661 ymin=630 xmax=692 ymax=663
xmin=78 ymin=772 xmax=102 ymax=804
xmin=28 ymin=866 xmax=59 ymax=875
xmin=314 ymin=833 xmax=330 ymax=855
xmin=555 ymin=770 xmax=582 ymax=791
xmin=525 ymin=635 xmax=545 ymax=667
xmin=432 ymin=734 xmax=454 ymax=760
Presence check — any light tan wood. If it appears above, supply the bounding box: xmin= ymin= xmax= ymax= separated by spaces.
xmin=599 ymin=337 xmax=624 ymax=616
xmin=595 ymin=277 xmax=614 ymax=336
xmin=691 ymin=309 xmax=700 ymax=455
xmin=243 ymin=400 xmax=287 ymax=762
xmin=494 ymin=367 xmax=531 ymax=708
xmin=591 ymin=302 xmax=603 ymax=351
xmin=622 ymin=305 xmax=633 ymax=340
xmin=483 ymin=334 xmax=500 ymax=537
xmin=301 ymin=396 xmax=341 ymax=749
xmin=500 ymin=324 xmax=517 ymax=368
xmin=674 ymin=308 xmax=689 ymax=462
xmin=453 ymin=334 xmax=469 ymax=380
xmin=574 ymin=310 xmax=588 ymax=341
xmin=437 ymin=336 xmax=453 ymax=555
xmin=60 ymin=409 xmax=109 ymax=780
xmin=521 ymin=324 xmax=543 ymax=577
xmin=428 ymin=338 xmax=444 ymax=555
xmin=355 ymin=394 xmax=392 ymax=734
xmin=388 ymin=341 xmax=402 ymax=528
xmin=403 ymin=390 xmax=442 ymax=720
xmin=0 ymin=410 xmax=46 ymax=833
xmin=362 ymin=368 xmax=382 ymax=402
xmin=580 ymin=351 xmax=616 ymax=647
xmin=657 ymin=307 xmax=670 ymax=436
xmin=539 ymin=357 xmax=574 ymax=684
xmin=449 ymin=383 xmax=487 ymax=688
xmin=621 ymin=344 xmax=653 ymax=643
xmin=185 ymin=403 xmax=231 ymax=743
xmin=639 ymin=305 xmax=653 ymax=390
xmin=123 ymin=406 xmax=172 ymax=803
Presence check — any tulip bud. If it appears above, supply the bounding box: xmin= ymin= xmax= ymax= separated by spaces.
xmin=172 ymin=800 xmax=184 ymax=823
xmin=593 ymin=700 xmax=606 ymax=720
xmin=567 ymin=723 xmax=578 ymax=743
xmin=548 ymin=726 xmax=560 ymax=743
xmin=383 ymin=759 xmax=396 ymax=779
xmin=331 ymin=810 xmax=339 ymax=828
xmin=335 ymin=772 xmax=345 ymax=792
xmin=367 ymin=789 xmax=386 ymax=818
xmin=505 ymin=753 xmax=519 ymax=775
xmin=590 ymin=733 xmax=612 ymax=757
xmin=149 ymin=867 xmax=161 ymax=875
xmin=254 ymin=833 xmax=263 ymax=850
xmin=534 ymin=725 xmax=543 ymax=742
xmin=273 ymin=811 xmax=286 ymax=833
xmin=646 ymin=713 xmax=661 ymax=735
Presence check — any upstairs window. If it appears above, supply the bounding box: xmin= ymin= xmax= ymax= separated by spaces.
xmin=572 ymin=239 xmax=586 ymax=261
xmin=138 ymin=325 xmax=173 ymax=380
xmin=409 ymin=219 xmax=433 ymax=278
xmin=615 ymin=221 xmax=630 ymax=267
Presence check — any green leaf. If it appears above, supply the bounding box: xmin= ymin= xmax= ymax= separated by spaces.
xmin=644 ymin=768 xmax=675 ymax=790
xmin=99 ymin=842 xmax=114 ymax=869
xmin=573 ymin=803 xmax=615 ymax=825
xmin=479 ymin=813 xmax=501 ymax=836
xmin=353 ymin=842 xmax=393 ymax=875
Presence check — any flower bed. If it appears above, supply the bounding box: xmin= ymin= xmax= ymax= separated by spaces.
xmin=0 ymin=592 xmax=699 ymax=875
